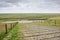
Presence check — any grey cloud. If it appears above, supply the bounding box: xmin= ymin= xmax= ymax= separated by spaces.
xmin=38 ymin=0 xmax=60 ymax=9
xmin=0 ymin=0 xmax=60 ymax=13
xmin=44 ymin=0 xmax=60 ymax=5
xmin=0 ymin=2 xmax=12 ymax=7
xmin=0 ymin=0 xmax=29 ymax=3
xmin=0 ymin=0 xmax=30 ymax=8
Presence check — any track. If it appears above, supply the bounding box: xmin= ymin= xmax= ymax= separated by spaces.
xmin=20 ymin=23 xmax=60 ymax=40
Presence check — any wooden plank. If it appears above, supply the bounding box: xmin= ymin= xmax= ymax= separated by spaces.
xmin=5 ymin=24 xmax=8 ymax=34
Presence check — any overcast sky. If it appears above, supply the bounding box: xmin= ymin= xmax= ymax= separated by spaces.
xmin=0 ymin=0 xmax=60 ymax=13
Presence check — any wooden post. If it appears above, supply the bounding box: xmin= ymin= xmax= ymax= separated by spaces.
xmin=5 ymin=24 xmax=8 ymax=34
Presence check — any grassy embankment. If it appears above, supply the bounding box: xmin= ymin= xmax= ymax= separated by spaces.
xmin=32 ymin=20 xmax=60 ymax=26
xmin=8 ymin=24 xmax=24 ymax=40
xmin=0 ymin=23 xmax=24 ymax=40
xmin=0 ymin=23 xmax=12 ymax=40
xmin=32 ymin=17 xmax=60 ymax=26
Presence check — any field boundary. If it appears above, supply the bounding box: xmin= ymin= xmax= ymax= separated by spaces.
xmin=0 ymin=22 xmax=18 ymax=40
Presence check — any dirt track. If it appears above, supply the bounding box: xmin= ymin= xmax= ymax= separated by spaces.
xmin=20 ymin=23 xmax=60 ymax=40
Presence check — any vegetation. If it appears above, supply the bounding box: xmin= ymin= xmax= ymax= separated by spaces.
xmin=0 ymin=14 xmax=60 ymax=21
xmin=0 ymin=23 xmax=16 ymax=40
xmin=32 ymin=17 xmax=60 ymax=26
xmin=8 ymin=24 xmax=20 ymax=40
xmin=0 ymin=13 xmax=60 ymax=40
xmin=32 ymin=20 xmax=60 ymax=26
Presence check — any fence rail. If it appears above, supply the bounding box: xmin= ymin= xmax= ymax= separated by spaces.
xmin=0 ymin=21 xmax=18 ymax=34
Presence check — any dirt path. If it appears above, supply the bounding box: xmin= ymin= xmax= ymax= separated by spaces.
xmin=19 ymin=23 xmax=60 ymax=40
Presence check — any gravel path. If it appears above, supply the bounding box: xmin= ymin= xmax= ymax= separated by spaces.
xmin=20 ymin=23 xmax=60 ymax=40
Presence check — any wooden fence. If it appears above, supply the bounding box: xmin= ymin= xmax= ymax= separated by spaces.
xmin=0 ymin=21 xmax=18 ymax=34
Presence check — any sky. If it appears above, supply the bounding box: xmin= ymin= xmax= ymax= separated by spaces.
xmin=0 ymin=0 xmax=60 ymax=13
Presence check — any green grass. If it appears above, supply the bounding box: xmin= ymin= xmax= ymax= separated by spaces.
xmin=18 ymin=24 xmax=24 ymax=40
xmin=2 ymin=23 xmax=24 ymax=40
xmin=0 ymin=23 xmax=24 ymax=40
xmin=0 ymin=32 xmax=7 ymax=40
xmin=0 ymin=23 xmax=19 ymax=40
xmin=0 ymin=14 xmax=60 ymax=22
xmin=8 ymin=24 xmax=20 ymax=40
xmin=0 ymin=28 xmax=13 ymax=40
xmin=8 ymin=23 xmax=24 ymax=40
xmin=32 ymin=20 xmax=60 ymax=26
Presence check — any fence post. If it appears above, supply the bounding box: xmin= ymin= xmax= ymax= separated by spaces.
xmin=5 ymin=24 xmax=8 ymax=34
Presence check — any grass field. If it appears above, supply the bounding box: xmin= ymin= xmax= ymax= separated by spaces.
xmin=32 ymin=20 xmax=60 ymax=26
xmin=0 ymin=13 xmax=60 ymax=40
xmin=0 ymin=14 xmax=60 ymax=22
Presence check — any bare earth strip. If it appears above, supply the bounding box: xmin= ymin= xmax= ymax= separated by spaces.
xmin=19 ymin=23 xmax=60 ymax=40
xmin=1 ymin=21 xmax=60 ymax=40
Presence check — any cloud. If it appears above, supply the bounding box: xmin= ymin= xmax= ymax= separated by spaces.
xmin=0 ymin=0 xmax=60 ymax=13
xmin=0 ymin=2 xmax=11 ymax=7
